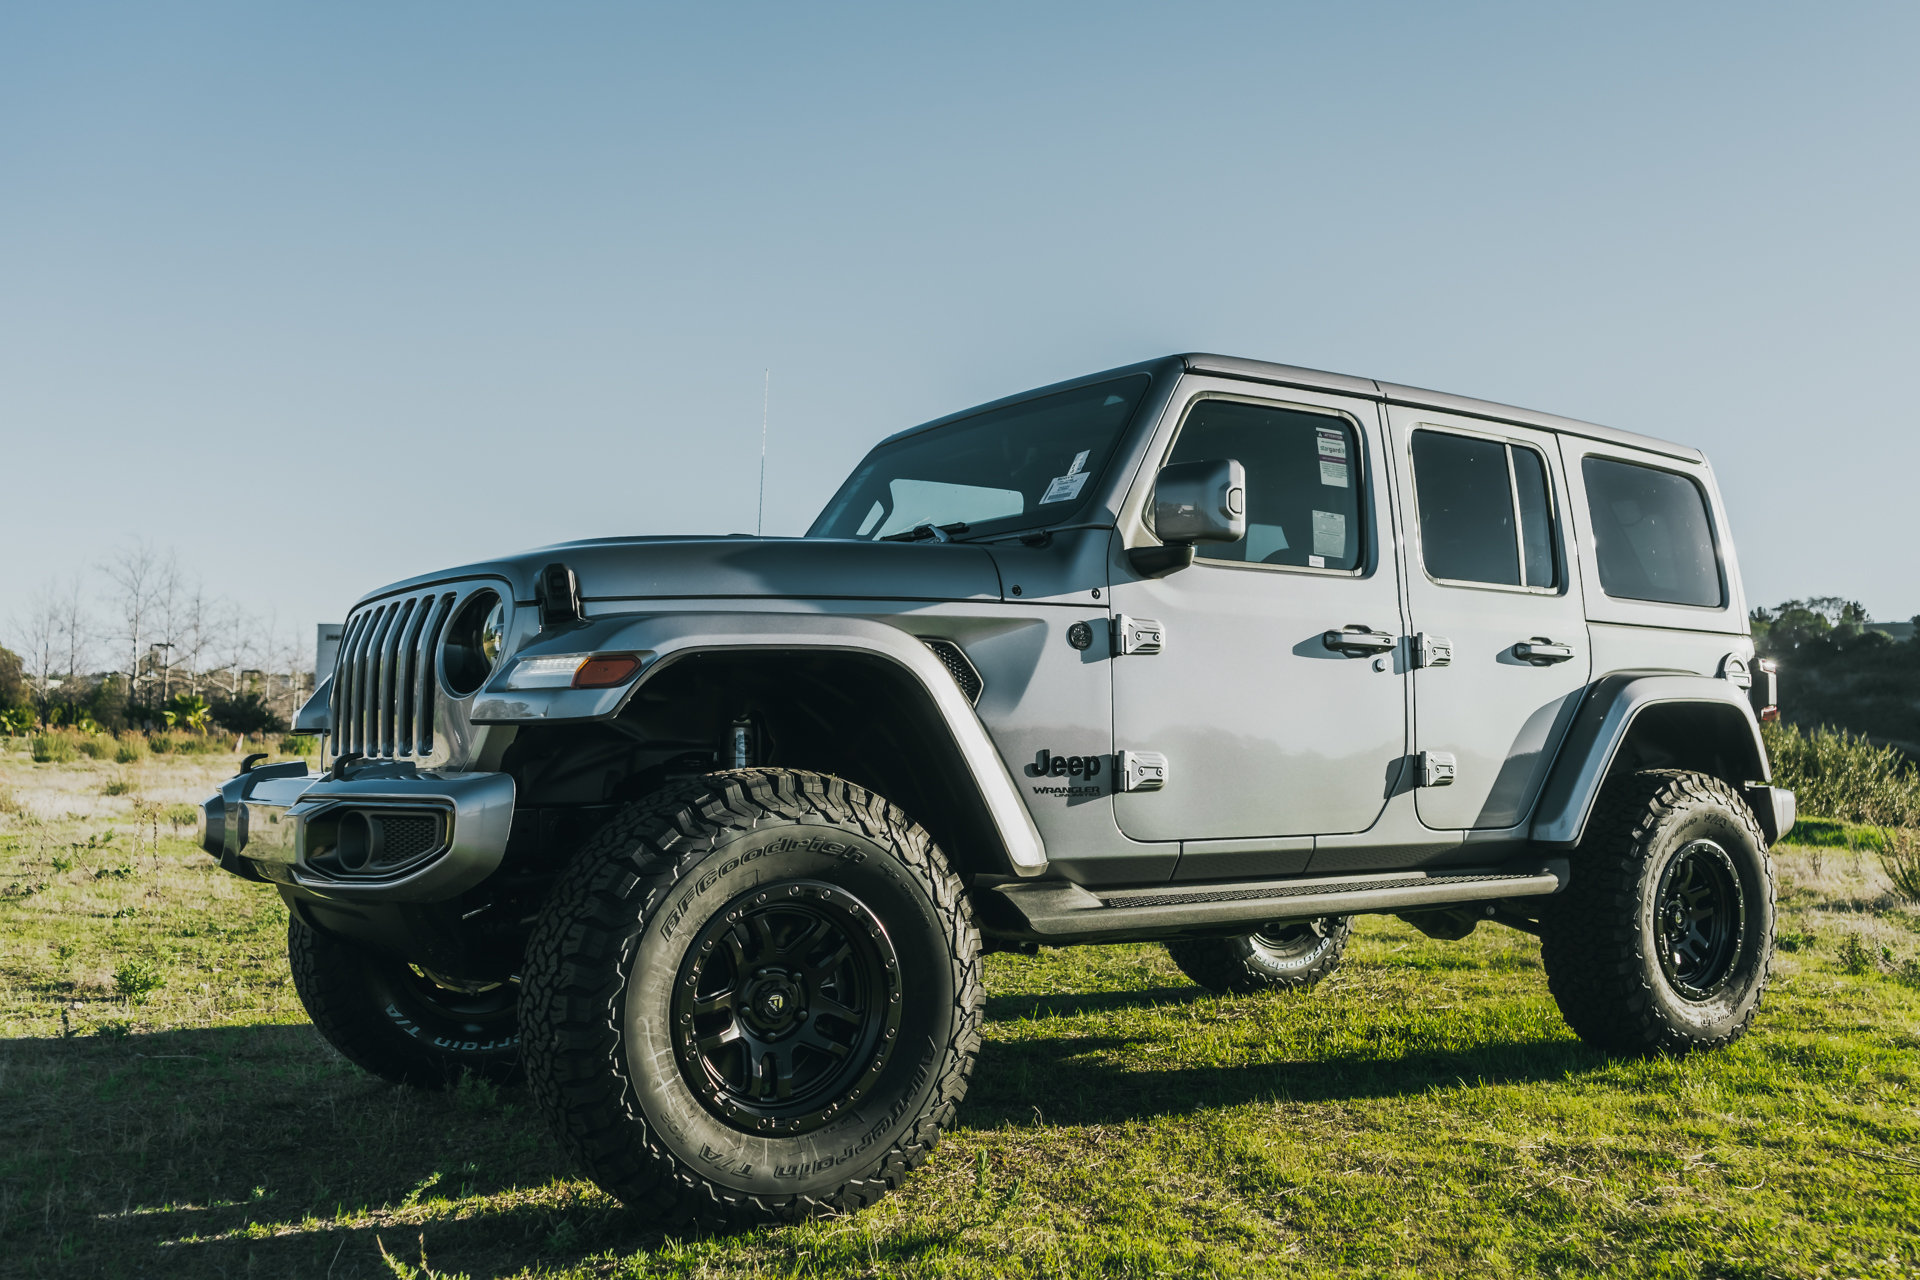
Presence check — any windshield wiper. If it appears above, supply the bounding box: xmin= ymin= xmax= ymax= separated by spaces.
xmin=880 ymin=522 xmax=970 ymax=544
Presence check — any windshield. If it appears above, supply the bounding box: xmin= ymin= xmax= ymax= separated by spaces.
xmin=807 ymin=375 xmax=1151 ymax=540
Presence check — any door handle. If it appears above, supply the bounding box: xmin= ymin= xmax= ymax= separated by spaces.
xmin=1323 ymin=625 xmax=1397 ymax=657
xmin=1513 ymin=637 xmax=1577 ymax=665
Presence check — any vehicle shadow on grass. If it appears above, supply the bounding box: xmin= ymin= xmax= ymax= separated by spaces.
xmin=4 ymin=1012 xmax=1600 ymax=1277
xmin=984 ymin=985 xmax=1206 ymax=1021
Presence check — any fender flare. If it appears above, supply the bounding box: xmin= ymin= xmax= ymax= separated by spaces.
xmin=1530 ymin=673 xmax=1772 ymax=848
xmin=469 ymin=612 xmax=1048 ymax=877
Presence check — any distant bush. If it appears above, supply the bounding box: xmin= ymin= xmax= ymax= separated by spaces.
xmin=1765 ymin=721 xmax=1920 ymax=829
xmin=164 ymin=803 xmax=199 ymax=835
xmin=176 ymin=734 xmax=222 ymax=756
xmin=77 ymin=736 xmax=113 ymax=760
xmin=31 ymin=733 xmax=77 ymax=764
xmin=1883 ymin=827 xmax=1920 ymax=904
xmin=214 ymin=691 xmax=286 ymax=736
xmin=147 ymin=732 xmax=176 ymax=755
xmin=279 ymin=735 xmax=317 ymax=756
xmin=101 ymin=775 xmax=136 ymax=797
xmin=113 ymin=735 xmax=147 ymax=764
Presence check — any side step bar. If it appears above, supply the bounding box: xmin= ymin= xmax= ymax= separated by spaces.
xmin=984 ymin=859 xmax=1569 ymax=941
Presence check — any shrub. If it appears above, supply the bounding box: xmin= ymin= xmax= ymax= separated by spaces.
xmin=31 ymin=733 xmax=77 ymax=764
xmin=1764 ymin=721 xmax=1920 ymax=829
xmin=177 ymin=734 xmax=223 ymax=755
xmin=113 ymin=735 xmax=147 ymax=764
xmin=1838 ymin=932 xmax=1875 ymax=976
xmin=101 ymin=775 xmax=136 ymax=797
xmin=147 ymin=732 xmax=177 ymax=755
xmin=113 ymin=957 xmax=166 ymax=1005
xmin=1882 ymin=827 xmax=1920 ymax=904
xmin=279 ymin=734 xmax=317 ymax=757
xmin=163 ymin=803 xmax=199 ymax=835
xmin=77 ymin=736 xmax=113 ymax=760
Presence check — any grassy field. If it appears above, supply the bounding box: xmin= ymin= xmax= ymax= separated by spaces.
xmin=2 ymin=744 xmax=1918 ymax=1278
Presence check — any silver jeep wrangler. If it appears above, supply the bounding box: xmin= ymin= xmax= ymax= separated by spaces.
xmin=201 ymin=353 xmax=1792 ymax=1224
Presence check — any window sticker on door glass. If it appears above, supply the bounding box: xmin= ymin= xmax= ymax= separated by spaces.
xmin=1311 ymin=509 xmax=1346 ymax=558
xmin=1040 ymin=450 xmax=1093 ymax=504
xmin=1316 ymin=428 xmax=1349 ymax=488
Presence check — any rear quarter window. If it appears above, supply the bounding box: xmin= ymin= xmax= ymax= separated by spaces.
xmin=1581 ymin=456 xmax=1723 ymax=607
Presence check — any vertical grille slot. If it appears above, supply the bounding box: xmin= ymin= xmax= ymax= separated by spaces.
xmin=328 ymin=584 xmax=489 ymax=766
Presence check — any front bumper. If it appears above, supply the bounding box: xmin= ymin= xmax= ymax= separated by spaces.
xmin=199 ymin=764 xmax=515 ymax=902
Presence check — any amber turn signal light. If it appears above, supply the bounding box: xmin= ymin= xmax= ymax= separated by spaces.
xmin=572 ymin=653 xmax=646 ymax=689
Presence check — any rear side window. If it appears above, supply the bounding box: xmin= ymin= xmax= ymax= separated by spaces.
xmin=1166 ymin=400 xmax=1364 ymax=571
xmin=1409 ymin=431 xmax=1559 ymax=588
xmin=1581 ymin=456 xmax=1723 ymax=607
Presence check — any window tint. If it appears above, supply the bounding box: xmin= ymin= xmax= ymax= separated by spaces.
xmin=1513 ymin=446 xmax=1557 ymax=589
xmin=1165 ymin=400 xmax=1362 ymax=570
xmin=1411 ymin=432 xmax=1519 ymax=585
xmin=1581 ymin=456 xmax=1723 ymax=607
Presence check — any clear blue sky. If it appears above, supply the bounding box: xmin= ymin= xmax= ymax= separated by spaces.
xmin=4 ymin=2 xmax=1916 ymax=654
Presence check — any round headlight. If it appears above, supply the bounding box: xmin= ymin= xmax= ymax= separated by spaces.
xmin=442 ymin=591 xmax=504 ymax=697
xmin=480 ymin=600 xmax=506 ymax=665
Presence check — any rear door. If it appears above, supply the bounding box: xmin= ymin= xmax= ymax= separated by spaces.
xmin=1387 ymin=409 xmax=1590 ymax=830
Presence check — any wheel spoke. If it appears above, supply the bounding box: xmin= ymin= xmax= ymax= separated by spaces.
xmin=785 ymin=916 xmax=835 ymax=962
xmin=697 ymin=1022 xmax=745 ymax=1053
xmin=692 ymin=988 xmax=737 ymax=1017
xmin=795 ymin=1020 xmax=853 ymax=1059
xmin=804 ymin=942 xmax=853 ymax=983
xmin=811 ymin=995 xmax=863 ymax=1027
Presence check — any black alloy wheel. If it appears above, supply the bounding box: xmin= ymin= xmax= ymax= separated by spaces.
xmin=1539 ymin=769 xmax=1775 ymax=1054
xmin=1654 ymin=838 xmax=1745 ymax=1000
xmin=672 ymin=881 xmax=903 ymax=1134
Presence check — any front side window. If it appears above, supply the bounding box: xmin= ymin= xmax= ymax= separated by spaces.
xmin=1409 ymin=430 xmax=1559 ymax=588
xmin=1581 ymin=456 xmax=1723 ymax=607
xmin=807 ymin=375 xmax=1149 ymax=540
xmin=1164 ymin=399 xmax=1363 ymax=571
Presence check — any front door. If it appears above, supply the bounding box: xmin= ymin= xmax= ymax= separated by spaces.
xmin=1387 ymin=409 xmax=1591 ymax=830
xmin=1110 ymin=385 xmax=1408 ymax=849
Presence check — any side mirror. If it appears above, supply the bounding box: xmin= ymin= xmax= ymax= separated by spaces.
xmin=1130 ymin=459 xmax=1246 ymax=578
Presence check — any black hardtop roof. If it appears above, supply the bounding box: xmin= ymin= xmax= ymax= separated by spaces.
xmin=880 ymin=352 xmax=1703 ymax=464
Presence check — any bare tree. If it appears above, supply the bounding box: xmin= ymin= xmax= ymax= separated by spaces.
xmin=55 ymin=577 xmax=92 ymax=691
xmin=102 ymin=542 xmax=163 ymax=713
xmin=16 ymin=583 xmax=62 ymax=722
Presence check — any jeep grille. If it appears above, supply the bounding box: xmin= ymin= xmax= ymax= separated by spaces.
xmin=330 ymin=585 xmax=491 ymax=763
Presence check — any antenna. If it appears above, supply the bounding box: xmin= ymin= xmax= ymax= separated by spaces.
xmin=757 ymin=368 xmax=770 ymax=537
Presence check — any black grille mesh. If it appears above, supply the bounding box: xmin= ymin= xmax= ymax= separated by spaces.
xmin=1101 ymin=872 xmax=1533 ymax=910
xmin=922 ymin=639 xmax=982 ymax=704
xmin=374 ymin=815 xmax=441 ymax=865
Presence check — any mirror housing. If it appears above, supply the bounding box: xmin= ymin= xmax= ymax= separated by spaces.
xmin=1129 ymin=459 xmax=1246 ymax=579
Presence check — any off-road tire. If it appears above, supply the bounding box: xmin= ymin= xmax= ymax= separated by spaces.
xmin=1166 ymin=917 xmax=1351 ymax=994
xmin=287 ymin=917 xmax=521 ymax=1089
xmin=520 ymin=769 xmax=984 ymax=1227
xmin=1539 ymin=769 xmax=1775 ymax=1055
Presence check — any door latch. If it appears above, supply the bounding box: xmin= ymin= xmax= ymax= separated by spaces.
xmin=1414 ymin=633 xmax=1453 ymax=668
xmin=1112 ymin=615 xmax=1164 ymax=655
xmin=1116 ymin=750 xmax=1169 ymax=792
xmin=1322 ymin=625 xmax=1396 ymax=657
xmin=1418 ymin=751 xmax=1457 ymax=788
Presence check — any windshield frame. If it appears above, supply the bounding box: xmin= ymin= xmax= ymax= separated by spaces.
xmin=805 ymin=373 xmax=1156 ymax=543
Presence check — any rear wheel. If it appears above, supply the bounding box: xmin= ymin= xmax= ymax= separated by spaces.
xmin=1539 ymin=769 xmax=1775 ymax=1054
xmin=287 ymin=917 xmax=520 ymax=1088
xmin=1166 ymin=917 xmax=1351 ymax=994
xmin=520 ymin=769 xmax=983 ymax=1226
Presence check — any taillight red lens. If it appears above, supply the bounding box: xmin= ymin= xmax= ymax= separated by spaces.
xmin=572 ymin=653 xmax=644 ymax=689
xmin=1759 ymin=706 xmax=1780 ymax=723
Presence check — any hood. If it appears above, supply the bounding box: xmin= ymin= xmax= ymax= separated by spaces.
xmin=353 ymin=536 xmax=1006 ymax=610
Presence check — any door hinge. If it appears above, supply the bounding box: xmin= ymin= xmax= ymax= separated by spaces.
xmin=1116 ymin=750 xmax=1169 ymax=792
xmin=1112 ymin=615 xmax=1164 ymax=655
xmin=1418 ymin=750 xmax=1457 ymax=788
xmin=1415 ymin=633 xmax=1453 ymax=668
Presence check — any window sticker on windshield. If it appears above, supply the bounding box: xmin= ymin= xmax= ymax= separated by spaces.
xmin=1040 ymin=450 xmax=1094 ymax=504
xmin=1312 ymin=509 xmax=1346 ymax=559
xmin=1317 ymin=428 xmax=1349 ymax=488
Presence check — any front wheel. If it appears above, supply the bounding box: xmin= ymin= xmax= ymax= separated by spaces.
xmin=1166 ymin=917 xmax=1351 ymax=994
xmin=287 ymin=917 xmax=521 ymax=1088
xmin=1539 ymin=769 xmax=1775 ymax=1054
xmin=520 ymin=770 xmax=983 ymax=1226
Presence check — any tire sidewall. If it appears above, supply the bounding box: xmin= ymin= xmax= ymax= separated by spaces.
xmin=360 ymin=955 xmax=521 ymax=1066
xmin=1240 ymin=918 xmax=1348 ymax=979
xmin=1632 ymin=798 xmax=1773 ymax=1040
xmin=622 ymin=819 xmax=957 ymax=1200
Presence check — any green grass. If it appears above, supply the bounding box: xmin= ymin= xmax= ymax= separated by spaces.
xmin=2 ymin=744 xmax=1918 ymax=1277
